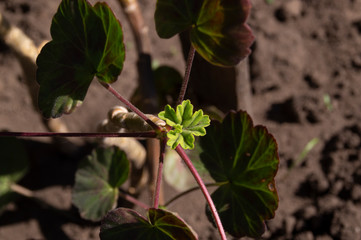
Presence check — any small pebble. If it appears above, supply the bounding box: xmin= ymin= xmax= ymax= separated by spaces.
xmin=284 ymin=0 xmax=303 ymax=18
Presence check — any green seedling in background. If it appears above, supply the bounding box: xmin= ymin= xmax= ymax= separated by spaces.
xmin=291 ymin=137 xmax=319 ymax=170
xmin=323 ymin=94 xmax=333 ymax=111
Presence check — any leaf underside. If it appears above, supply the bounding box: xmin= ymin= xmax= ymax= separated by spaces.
xmin=100 ymin=208 xmax=198 ymax=240
xmin=72 ymin=146 xmax=129 ymax=221
xmin=200 ymin=110 xmax=279 ymax=238
xmin=155 ymin=0 xmax=254 ymax=66
xmin=36 ymin=0 xmax=125 ymax=118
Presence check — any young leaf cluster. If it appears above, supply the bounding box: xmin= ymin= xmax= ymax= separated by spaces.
xmin=158 ymin=100 xmax=210 ymax=149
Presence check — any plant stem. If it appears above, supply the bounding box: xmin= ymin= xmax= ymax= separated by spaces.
xmin=177 ymin=45 xmax=196 ymax=105
xmin=100 ymin=81 xmax=162 ymax=132
xmin=119 ymin=189 xmax=150 ymax=210
xmin=175 ymin=146 xmax=227 ymax=240
xmin=10 ymin=183 xmax=35 ymax=198
xmin=152 ymin=139 xmax=166 ymax=208
xmin=0 ymin=131 xmax=157 ymax=138
xmin=164 ymin=182 xmax=221 ymax=207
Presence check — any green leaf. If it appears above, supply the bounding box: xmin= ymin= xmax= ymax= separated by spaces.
xmin=36 ymin=0 xmax=125 ymax=118
xmin=199 ymin=111 xmax=279 ymax=238
xmin=154 ymin=66 xmax=183 ymax=106
xmin=155 ymin=0 xmax=254 ymax=66
xmin=163 ymin=149 xmax=195 ymax=191
xmin=100 ymin=207 xmax=198 ymax=240
xmin=158 ymin=100 xmax=210 ymax=149
xmin=0 ymin=137 xmax=28 ymax=213
xmin=72 ymin=146 xmax=129 ymax=221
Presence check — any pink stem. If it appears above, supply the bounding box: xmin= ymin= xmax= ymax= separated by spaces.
xmin=119 ymin=190 xmax=150 ymax=210
xmin=175 ymin=145 xmax=227 ymax=240
xmin=0 ymin=131 xmax=157 ymax=138
xmin=100 ymin=82 xmax=162 ymax=132
xmin=176 ymin=45 xmax=196 ymax=105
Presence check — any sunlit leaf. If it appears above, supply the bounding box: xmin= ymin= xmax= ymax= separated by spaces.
xmin=72 ymin=146 xmax=129 ymax=221
xmin=36 ymin=0 xmax=125 ymax=118
xmin=199 ymin=111 xmax=279 ymax=238
xmin=100 ymin=207 xmax=198 ymax=239
xmin=158 ymin=100 xmax=210 ymax=149
xmin=0 ymin=137 xmax=28 ymax=213
xmin=155 ymin=0 xmax=254 ymax=66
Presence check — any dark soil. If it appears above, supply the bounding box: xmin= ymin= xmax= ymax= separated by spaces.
xmin=1 ymin=0 xmax=361 ymax=239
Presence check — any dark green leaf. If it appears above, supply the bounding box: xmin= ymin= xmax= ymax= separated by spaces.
xmin=72 ymin=146 xmax=129 ymax=221
xmin=158 ymin=100 xmax=210 ymax=149
xmin=154 ymin=66 xmax=183 ymax=106
xmin=0 ymin=137 xmax=28 ymax=213
xmin=200 ymin=111 xmax=279 ymax=238
xmin=100 ymin=207 xmax=198 ymax=240
xmin=155 ymin=0 xmax=254 ymax=66
xmin=36 ymin=0 xmax=125 ymax=118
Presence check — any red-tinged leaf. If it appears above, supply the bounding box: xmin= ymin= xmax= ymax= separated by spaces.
xmin=36 ymin=0 xmax=125 ymax=118
xmin=100 ymin=208 xmax=198 ymax=239
xmin=200 ymin=110 xmax=279 ymax=238
xmin=155 ymin=0 xmax=254 ymax=66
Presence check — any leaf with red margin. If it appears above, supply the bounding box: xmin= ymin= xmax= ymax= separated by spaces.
xmin=36 ymin=0 xmax=125 ymax=118
xmin=100 ymin=208 xmax=198 ymax=239
xmin=155 ymin=0 xmax=254 ymax=66
xmin=199 ymin=110 xmax=279 ymax=238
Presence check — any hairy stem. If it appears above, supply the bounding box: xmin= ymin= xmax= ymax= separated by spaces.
xmin=176 ymin=45 xmax=196 ymax=105
xmin=153 ymin=139 xmax=166 ymax=208
xmin=0 ymin=131 xmax=157 ymax=138
xmin=119 ymin=189 xmax=150 ymax=210
xmin=175 ymin=146 xmax=227 ymax=240
xmin=100 ymin=81 xmax=162 ymax=132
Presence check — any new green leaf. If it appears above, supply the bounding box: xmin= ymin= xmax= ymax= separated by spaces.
xmin=72 ymin=146 xmax=129 ymax=221
xmin=158 ymin=100 xmax=210 ymax=149
xmin=155 ymin=0 xmax=254 ymax=66
xmin=100 ymin=207 xmax=198 ymax=239
xmin=199 ymin=111 xmax=279 ymax=238
xmin=36 ymin=0 xmax=125 ymax=118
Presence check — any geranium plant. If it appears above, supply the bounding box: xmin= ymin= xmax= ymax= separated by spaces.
xmin=0 ymin=0 xmax=279 ymax=239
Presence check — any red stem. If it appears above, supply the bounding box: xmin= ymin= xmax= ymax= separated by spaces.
xmin=119 ymin=190 xmax=150 ymax=210
xmin=175 ymin=145 xmax=227 ymax=240
xmin=177 ymin=45 xmax=196 ymax=105
xmin=0 ymin=131 xmax=157 ymax=138
xmin=100 ymin=81 xmax=162 ymax=132
xmin=153 ymin=139 xmax=166 ymax=208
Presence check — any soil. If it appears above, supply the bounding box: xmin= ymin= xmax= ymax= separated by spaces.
xmin=1 ymin=0 xmax=361 ymax=239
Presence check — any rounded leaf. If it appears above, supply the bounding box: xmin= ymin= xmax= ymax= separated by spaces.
xmin=200 ymin=110 xmax=279 ymax=238
xmin=72 ymin=146 xmax=129 ymax=221
xmin=100 ymin=207 xmax=198 ymax=240
xmin=36 ymin=0 xmax=125 ymax=118
xmin=155 ymin=0 xmax=254 ymax=66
